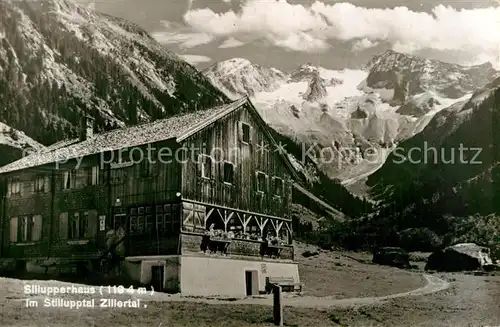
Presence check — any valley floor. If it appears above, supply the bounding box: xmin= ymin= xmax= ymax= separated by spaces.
xmin=1 ymin=245 xmax=499 ymax=327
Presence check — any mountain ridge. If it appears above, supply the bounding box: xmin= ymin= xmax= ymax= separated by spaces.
xmin=367 ymin=76 xmax=500 ymax=217
xmin=204 ymin=51 xmax=498 ymax=189
xmin=0 ymin=0 xmax=229 ymax=147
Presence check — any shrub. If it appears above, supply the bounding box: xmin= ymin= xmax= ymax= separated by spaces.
xmin=442 ymin=214 xmax=500 ymax=248
xmin=398 ymin=227 xmax=443 ymax=252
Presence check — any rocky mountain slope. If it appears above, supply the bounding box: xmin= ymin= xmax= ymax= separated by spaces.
xmin=0 ymin=122 xmax=44 ymax=167
xmin=204 ymin=51 xmax=498 ymax=189
xmin=367 ymin=76 xmax=500 ymax=220
xmin=364 ymin=50 xmax=497 ymax=105
xmin=204 ymin=58 xmax=286 ymax=96
xmin=0 ymin=0 xmax=228 ymax=147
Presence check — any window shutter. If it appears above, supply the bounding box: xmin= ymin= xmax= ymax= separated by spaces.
xmin=63 ymin=172 xmax=68 ymax=189
xmin=32 ymin=215 xmax=42 ymax=241
xmin=210 ymin=157 xmax=215 ymax=178
xmin=19 ymin=181 xmax=24 ymax=196
xmin=249 ymin=126 xmax=254 ymax=144
xmin=85 ymin=210 xmax=98 ymax=238
xmin=10 ymin=217 xmax=18 ymax=242
xmin=86 ymin=167 xmax=92 ymax=185
xmin=237 ymin=121 xmax=243 ymax=141
xmin=93 ymin=166 xmax=100 ymax=184
xmin=197 ymin=154 xmax=203 ymax=177
xmin=59 ymin=212 xmax=68 ymax=239
xmin=44 ymin=176 xmax=50 ymax=192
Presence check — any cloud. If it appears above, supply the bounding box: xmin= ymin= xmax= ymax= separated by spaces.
xmin=152 ymin=20 xmax=214 ymax=48
xmin=180 ymin=0 xmax=500 ymax=66
xmin=352 ymin=38 xmax=379 ymax=52
xmin=219 ymin=37 xmax=245 ymax=48
xmin=152 ymin=31 xmax=214 ymax=48
xmin=178 ymin=54 xmax=213 ymax=65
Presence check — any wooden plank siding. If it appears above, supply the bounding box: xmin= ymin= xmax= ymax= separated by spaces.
xmin=1 ymin=168 xmax=53 ymax=259
xmin=107 ymin=140 xmax=182 ymax=256
xmin=50 ymin=155 xmax=108 ymax=259
xmin=0 ymin=100 xmax=298 ymax=263
xmin=0 ymin=139 xmax=183 ymax=261
xmin=180 ymin=103 xmax=293 ymax=218
xmin=108 ymin=140 xmax=181 ymax=209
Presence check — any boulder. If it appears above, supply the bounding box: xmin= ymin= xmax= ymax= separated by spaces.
xmin=483 ymin=264 xmax=500 ymax=272
xmin=372 ymin=247 xmax=410 ymax=268
xmin=302 ymin=250 xmax=319 ymax=258
xmin=425 ymin=243 xmax=493 ymax=272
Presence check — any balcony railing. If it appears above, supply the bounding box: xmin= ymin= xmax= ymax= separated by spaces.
xmin=180 ymin=232 xmax=294 ymax=261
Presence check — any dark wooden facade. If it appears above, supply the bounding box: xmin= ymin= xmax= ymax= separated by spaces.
xmin=0 ymin=99 xmax=297 ymax=266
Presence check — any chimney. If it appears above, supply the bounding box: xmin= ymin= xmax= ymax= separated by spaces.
xmin=80 ymin=115 xmax=95 ymax=141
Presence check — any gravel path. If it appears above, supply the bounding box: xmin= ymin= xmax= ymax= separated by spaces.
xmin=143 ymin=273 xmax=449 ymax=308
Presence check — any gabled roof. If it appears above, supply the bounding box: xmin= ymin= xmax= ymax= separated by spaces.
xmin=0 ymin=98 xmax=248 ymax=174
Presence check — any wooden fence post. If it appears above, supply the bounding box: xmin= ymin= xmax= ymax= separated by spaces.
xmin=273 ymin=284 xmax=283 ymax=326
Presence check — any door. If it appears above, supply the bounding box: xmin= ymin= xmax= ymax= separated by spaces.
xmin=113 ymin=213 xmax=127 ymax=230
xmin=245 ymin=270 xmax=259 ymax=296
xmin=152 ymin=266 xmax=164 ymax=292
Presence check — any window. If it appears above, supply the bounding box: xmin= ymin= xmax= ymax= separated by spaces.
xmin=242 ymin=123 xmax=251 ymax=143
xmin=89 ymin=166 xmax=99 ymax=185
xmin=129 ymin=206 xmax=153 ymax=234
xmin=273 ymin=177 xmax=284 ymax=197
xmin=62 ymin=211 xmax=97 ymax=239
xmin=223 ymin=162 xmax=234 ymax=184
xmin=238 ymin=121 xmax=252 ymax=143
xmin=199 ymin=155 xmax=213 ymax=179
xmin=10 ymin=215 xmax=42 ymax=243
xmin=62 ymin=170 xmax=76 ymax=190
xmin=155 ymin=204 xmax=180 ymax=236
xmin=8 ymin=179 xmax=22 ymax=196
xmin=256 ymin=172 xmax=268 ymax=193
xmin=69 ymin=212 xmax=88 ymax=239
xmin=34 ymin=175 xmax=48 ymax=193
xmin=20 ymin=216 xmax=33 ymax=242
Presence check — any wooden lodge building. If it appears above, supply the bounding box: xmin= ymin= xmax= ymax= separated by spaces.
xmin=0 ymin=97 xmax=302 ymax=296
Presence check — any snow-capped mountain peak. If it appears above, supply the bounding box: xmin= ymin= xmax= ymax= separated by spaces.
xmin=208 ymin=58 xmax=253 ymax=75
xmin=204 ymin=58 xmax=287 ymax=97
xmin=363 ymin=50 xmax=498 ymax=103
xmin=204 ymin=53 xmax=499 ymax=188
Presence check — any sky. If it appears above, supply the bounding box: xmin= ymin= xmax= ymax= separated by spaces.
xmin=77 ymin=0 xmax=500 ymax=71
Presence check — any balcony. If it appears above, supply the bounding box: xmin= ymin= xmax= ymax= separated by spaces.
xmin=180 ymin=232 xmax=294 ymax=261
